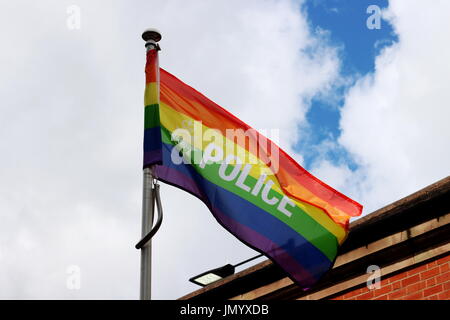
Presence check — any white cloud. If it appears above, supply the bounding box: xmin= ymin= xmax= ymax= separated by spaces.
xmin=323 ymin=0 xmax=450 ymax=213
xmin=0 ymin=0 xmax=341 ymax=299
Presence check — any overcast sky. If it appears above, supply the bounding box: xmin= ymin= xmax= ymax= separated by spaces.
xmin=1 ymin=0 xmax=449 ymax=299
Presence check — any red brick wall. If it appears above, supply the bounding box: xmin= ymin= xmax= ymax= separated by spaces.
xmin=331 ymin=254 xmax=450 ymax=300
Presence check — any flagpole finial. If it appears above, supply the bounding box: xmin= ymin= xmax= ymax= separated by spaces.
xmin=142 ymin=28 xmax=162 ymax=43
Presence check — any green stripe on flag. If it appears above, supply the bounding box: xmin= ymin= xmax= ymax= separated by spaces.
xmin=145 ymin=104 xmax=160 ymax=129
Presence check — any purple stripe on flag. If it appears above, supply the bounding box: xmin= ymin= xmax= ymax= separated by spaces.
xmin=212 ymin=206 xmax=317 ymax=288
xmin=153 ymin=165 xmax=206 ymax=200
xmin=143 ymin=150 xmax=162 ymax=168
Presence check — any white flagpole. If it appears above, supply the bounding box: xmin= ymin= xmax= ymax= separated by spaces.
xmin=140 ymin=28 xmax=162 ymax=300
xmin=140 ymin=167 xmax=154 ymax=300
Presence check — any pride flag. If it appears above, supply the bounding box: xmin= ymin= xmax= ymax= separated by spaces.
xmin=143 ymin=49 xmax=362 ymax=289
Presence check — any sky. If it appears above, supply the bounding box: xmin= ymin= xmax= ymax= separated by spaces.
xmin=0 ymin=0 xmax=449 ymax=299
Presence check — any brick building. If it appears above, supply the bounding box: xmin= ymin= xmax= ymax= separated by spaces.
xmin=181 ymin=176 xmax=450 ymax=300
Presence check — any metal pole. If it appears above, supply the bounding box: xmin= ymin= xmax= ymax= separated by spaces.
xmin=140 ymin=28 xmax=162 ymax=300
xmin=233 ymin=253 xmax=264 ymax=268
xmin=140 ymin=168 xmax=154 ymax=300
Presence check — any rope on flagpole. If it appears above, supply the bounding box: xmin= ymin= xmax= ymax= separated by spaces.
xmin=135 ymin=180 xmax=163 ymax=249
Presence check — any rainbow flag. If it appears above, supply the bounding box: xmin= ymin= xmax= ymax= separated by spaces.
xmin=143 ymin=49 xmax=363 ymax=289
